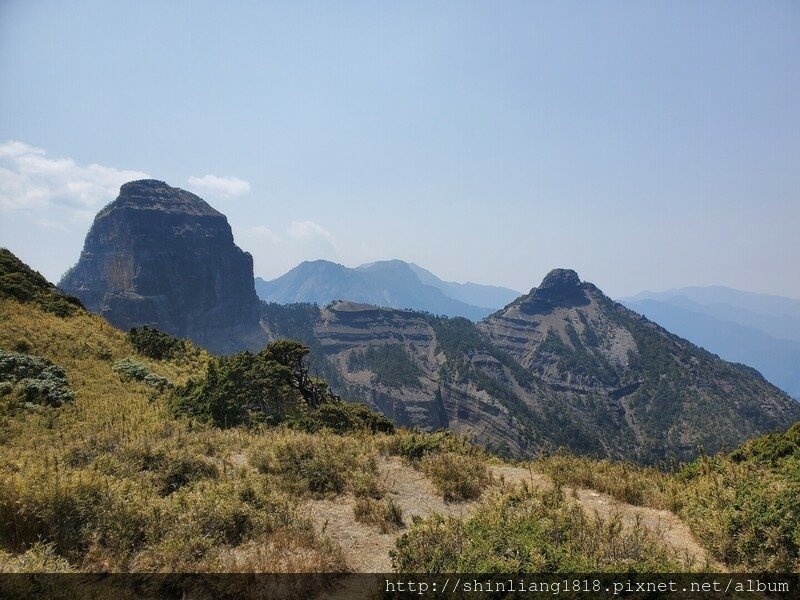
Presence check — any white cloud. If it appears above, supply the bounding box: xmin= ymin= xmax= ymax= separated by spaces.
xmin=0 ymin=140 xmax=150 ymax=220
xmin=238 ymin=225 xmax=281 ymax=244
xmin=287 ymin=220 xmax=337 ymax=247
xmin=187 ymin=174 xmax=250 ymax=197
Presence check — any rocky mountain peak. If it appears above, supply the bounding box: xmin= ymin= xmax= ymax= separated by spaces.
xmin=59 ymin=180 xmax=265 ymax=354
xmin=105 ymin=179 xmax=223 ymax=217
xmin=518 ymin=268 xmax=590 ymax=314
xmin=540 ymin=268 xmax=581 ymax=289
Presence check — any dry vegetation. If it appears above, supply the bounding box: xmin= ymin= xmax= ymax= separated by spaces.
xmin=0 ymin=300 xmax=345 ymax=573
xmin=536 ymin=448 xmax=800 ymax=572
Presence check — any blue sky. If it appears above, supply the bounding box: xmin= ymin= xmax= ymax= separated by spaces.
xmin=1 ymin=1 xmax=798 ymax=298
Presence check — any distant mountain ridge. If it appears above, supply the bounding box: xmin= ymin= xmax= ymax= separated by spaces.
xmin=625 ymin=286 xmax=800 ymax=325
xmin=621 ymin=286 xmax=800 ymax=399
xmin=255 ymin=259 xmax=520 ymax=321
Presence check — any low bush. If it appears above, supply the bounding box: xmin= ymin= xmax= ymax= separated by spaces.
xmin=0 ymin=471 xmax=151 ymax=564
xmin=537 ymin=428 xmax=800 ymax=572
xmin=112 ymin=358 xmax=170 ymax=391
xmin=286 ymin=401 xmax=395 ymax=435
xmin=353 ymin=497 xmax=404 ymax=533
xmin=391 ymin=486 xmax=682 ymax=572
xmin=382 ymin=430 xmax=464 ymax=462
xmin=419 ymin=452 xmax=490 ymax=501
xmin=350 ymin=470 xmax=385 ymax=500
xmin=127 ymin=326 xmax=187 ymax=360
xmin=250 ymin=430 xmax=377 ymax=497
xmin=0 ymin=349 xmax=75 ymax=407
xmin=0 ymin=543 xmax=73 ymax=573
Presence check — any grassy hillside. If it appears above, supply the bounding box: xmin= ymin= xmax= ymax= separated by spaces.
xmin=0 ymin=293 xmax=685 ymax=575
xmin=1 ymin=248 xmax=798 ymax=578
xmin=536 ymin=427 xmax=800 ymax=572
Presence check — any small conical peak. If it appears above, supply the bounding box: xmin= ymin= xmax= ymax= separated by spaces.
xmin=516 ymin=267 xmax=589 ymax=315
xmin=539 ymin=268 xmax=581 ymax=289
xmin=104 ymin=180 xmax=223 ymax=217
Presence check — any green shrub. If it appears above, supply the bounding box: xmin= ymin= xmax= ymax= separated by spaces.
xmin=112 ymin=358 xmax=170 ymax=391
xmin=0 ymin=350 xmax=75 ymax=407
xmin=392 ymin=486 xmax=681 ymax=572
xmin=286 ymin=401 xmax=395 ymax=435
xmin=0 ymin=543 xmax=73 ymax=573
xmin=385 ymin=430 xmax=463 ymax=462
xmin=250 ymin=431 xmax=377 ymax=497
xmin=0 ymin=472 xmax=150 ymax=562
xmin=169 ymin=340 xmax=385 ymax=431
xmin=127 ymin=326 xmax=187 ymax=360
xmin=350 ymin=470 xmax=385 ymax=500
xmin=169 ymin=351 xmax=297 ymax=428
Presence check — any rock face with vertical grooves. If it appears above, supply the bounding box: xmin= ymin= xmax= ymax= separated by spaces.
xmin=59 ymin=180 xmax=266 ymax=354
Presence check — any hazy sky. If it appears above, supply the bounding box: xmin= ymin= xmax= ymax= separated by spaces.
xmin=1 ymin=1 xmax=798 ymax=298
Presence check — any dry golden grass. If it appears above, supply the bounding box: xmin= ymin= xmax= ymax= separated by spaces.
xmin=0 ymin=299 xmax=346 ymax=572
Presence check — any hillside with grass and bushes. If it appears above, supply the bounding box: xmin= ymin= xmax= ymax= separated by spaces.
xmin=1 ymin=247 xmax=799 ymax=580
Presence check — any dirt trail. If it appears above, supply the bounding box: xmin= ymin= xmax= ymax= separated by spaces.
xmin=305 ymin=459 xmax=718 ymax=573
xmin=304 ymin=458 xmax=480 ymax=572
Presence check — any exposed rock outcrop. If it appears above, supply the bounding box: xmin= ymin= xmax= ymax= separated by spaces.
xmin=59 ymin=180 xmax=266 ymax=354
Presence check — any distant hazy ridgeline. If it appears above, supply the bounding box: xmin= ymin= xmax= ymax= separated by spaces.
xmin=621 ymin=287 xmax=800 ymax=399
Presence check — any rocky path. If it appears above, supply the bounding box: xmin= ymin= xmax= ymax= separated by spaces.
xmin=305 ymin=459 xmax=719 ymax=573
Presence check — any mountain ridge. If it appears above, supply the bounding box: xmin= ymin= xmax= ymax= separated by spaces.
xmin=255 ymin=259 xmax=517 ymax=321
xmin=261 ymin=268 xmax=800 ymax=464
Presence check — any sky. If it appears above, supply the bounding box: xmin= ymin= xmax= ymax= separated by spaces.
xmin=1 ymin=1 xmax=798 ymax=299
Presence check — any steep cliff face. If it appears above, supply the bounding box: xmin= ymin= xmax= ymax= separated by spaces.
xmin=262 ymin=270 xmax=800 ymax=464
xmin=59 ymin=180 xmax=266 ymax=354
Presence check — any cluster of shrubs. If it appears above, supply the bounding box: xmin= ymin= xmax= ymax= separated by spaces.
xmin=170 ymin=339 xmax=394 ymax=434
xmin=249 ymin=430 xmax=380 ymax=497
xmin=0 ymin=248 xmax=83 ymax=317
xmin=380 ymin=430 xmax=490 ymax=501
xmin=0 ymin=350 xmax=75 ymax=408
xmin=112 ymin=359 xmax=171 ymax=391
xmin=538 ymin=424 xmax=800 ymax=572
xmin=353 ymin=496 xmax=404 ymax=533
xmin=391 ymin=484 xmax=681 ymax=572
xmin=127 ymin=326 xmax=187 ymax=360
xmin=286 ymin=402 xmax=394 ymax=435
